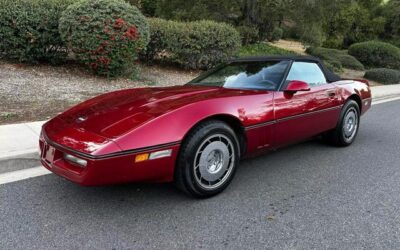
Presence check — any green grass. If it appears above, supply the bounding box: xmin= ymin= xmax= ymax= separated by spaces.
xmin=237 ymin=42 xmax=298 ymax=57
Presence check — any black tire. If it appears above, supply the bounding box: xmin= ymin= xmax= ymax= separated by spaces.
xmin=174 ymin=120 xmax=240 ymax=198
xmin=324 ymin=100 xmax=360 ymax=147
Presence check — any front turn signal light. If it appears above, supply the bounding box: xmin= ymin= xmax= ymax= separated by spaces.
xmin=135 ymin=153 xmax=149 ymax=163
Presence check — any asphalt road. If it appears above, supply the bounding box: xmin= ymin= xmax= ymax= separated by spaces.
xmin=1 ymin=100 xmax=400 ymax=250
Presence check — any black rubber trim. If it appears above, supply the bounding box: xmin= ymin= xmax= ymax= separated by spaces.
xmin=245 ymin=121 xmax=276 ymax=131
xmin=43 ymin=132 xmax=180 ymax=160
xmin=276 ymin=106 xmax=342 ymax=122
xmin=245 ymin=105 xmax=342 ymax=131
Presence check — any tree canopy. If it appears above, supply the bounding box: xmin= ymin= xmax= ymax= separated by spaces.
xmin=128 ymin=0 xmax=399 ymax=48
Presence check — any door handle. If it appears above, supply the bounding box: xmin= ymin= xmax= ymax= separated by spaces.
xmin=327 ymin=91 xmax=336 ymax=97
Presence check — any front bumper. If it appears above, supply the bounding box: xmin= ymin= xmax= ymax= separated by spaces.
xmin=39 ymin=134 xmax=180 ymax=186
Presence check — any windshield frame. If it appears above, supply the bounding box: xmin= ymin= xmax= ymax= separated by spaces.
xmin=187 ymin=59 xmax=293 ymax=91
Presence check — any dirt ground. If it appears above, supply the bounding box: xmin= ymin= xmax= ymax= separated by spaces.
xmin=0 ymin=61 xmax=199 ymax=125
xmin=270 ymin=40 xmax=307 ymax=55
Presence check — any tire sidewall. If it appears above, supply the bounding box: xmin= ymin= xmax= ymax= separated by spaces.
xmin=180 ymin=122 xmax=240 ymax=197
xmin=338 ymin=100 xmax=360 ymax=146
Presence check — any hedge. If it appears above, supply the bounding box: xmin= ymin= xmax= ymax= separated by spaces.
xmin=364 ymin=68 xmax=400 ymax=85
xmin=306 ymin=47 xmax=364 ymax=71
xmin=59 ymin=0 xmax=149 ymax=77
xmin=324 ymin=60 xmax=344 ymax=73
xmin=0 ymin=0 xmax=76 ymax=63
xmin=142 ymin=18 xmax=241 ymax=69
xmin=348 ymin=41 xmax=400 ymax=69
xmin=238 ymin=42 xmax=297 ymax=57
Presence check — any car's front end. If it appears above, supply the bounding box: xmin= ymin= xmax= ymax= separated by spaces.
xmin=38 ymin=86 xmax=208 ymax=186
xmin=39 ymin=127 xmax=180 ymax=186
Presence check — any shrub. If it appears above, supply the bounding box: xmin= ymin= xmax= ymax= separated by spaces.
xmin=282 ymin=25 xmax=301 ymax=40
xmin=324 ymin=60 xmax=343 ymax=73
xmin=364 ymin=68 xmax=400 ymax=85
xmin=322 ymin=36 xmax=344 ymax=49
xmin=238 ymin=42 xmax=297 ymax=57
xmin=143 ymin=18 xmax=240 ymax=70
xmin=387 ymin=38 xmax=400 ymax=49
xmin=125 ymin=0 xmax=156 ymax=16
xmin=306 ymin=47 xmax=364 ymax=70
xmin=300 ymin=24 xmax=325 ymax=47
xmin=348 ymin=41 xmax=400 ymax=69
xmin=236 ymin=25 xmax=259 ymax=45
xmin=269 ymin=27 xmax=283 ymax=42
xmin=59 ymin=0 xmax=149 ymax=77
xmin=0 ymin=0 xmax=76 ymax=63
xmin=337 ymin=54 xmax=365 ymax=70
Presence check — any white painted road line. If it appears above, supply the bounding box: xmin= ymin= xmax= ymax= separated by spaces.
xmin=372 ymin=96 xmax=400 ymax=106
xmin=0 ymin=166 xmax=51 ymax=185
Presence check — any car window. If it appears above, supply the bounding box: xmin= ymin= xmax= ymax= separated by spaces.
xmin=188 ymin=61 xmax=290 ymax=91
xmin=286 ymin=62 xmax=327 ymax=87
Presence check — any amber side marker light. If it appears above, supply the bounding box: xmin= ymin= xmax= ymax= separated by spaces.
xmin=135 ymin=149 xmax=172 ymax=163
xmin=135 ymin=153 xmax=149 ymax=163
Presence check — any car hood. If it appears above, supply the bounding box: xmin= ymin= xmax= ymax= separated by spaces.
xmin=45 ymin=85 xmax=226 ymax=141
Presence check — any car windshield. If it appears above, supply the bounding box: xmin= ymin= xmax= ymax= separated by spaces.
xmin=188 ymin=60 xmax=290 ymax=90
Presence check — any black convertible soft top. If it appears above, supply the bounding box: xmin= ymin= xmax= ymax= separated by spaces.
xmin=230 ymin=56 xmax=342 ymax=83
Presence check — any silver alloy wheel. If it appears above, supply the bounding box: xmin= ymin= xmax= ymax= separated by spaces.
xmin=193 ymin=134 xmax=235 ymax=190
xmin=343 ymin=107 xmax=359 ymax=142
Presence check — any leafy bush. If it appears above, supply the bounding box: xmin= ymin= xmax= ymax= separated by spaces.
xmin=306 ymin=47 xmax=364 ymax=70
xmin=238 ymin=42 xmax=297 ymax=57
xmin=364 ymin=68 xmax=400 ymax=85
xmin=125 ymin=0 xmax=156 ymax=16
xmin=348 ymin=41 xmax=400 ymax=69
xmin=300 ymin=24 xmax=325 ymax=47
xmin=387 ymin=38 xmax=400 ymax=49
xmin=236 ymin=25 xmax=259 ymax=45
xmin=282 ymin=25 xmax=301 ymax=40
xmin=269 ymin=27 xmax=283 ymax=42
xmin=323 ymin=36 xmax=344 ymax=49
xmin=324 ymin=61 xmax=343 ymax=73
xmin=143 ymin=18 xmax=240 ymax=69
xmin=59 ymin=0 xmax=149 ymax=77
xmin=0 ymin=0 xmax=75 ymax=63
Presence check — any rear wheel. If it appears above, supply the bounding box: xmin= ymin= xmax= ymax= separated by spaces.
xmin=174 ymin=120 xmax=240 ymax=198
xmin=324 ymin=100 xmax=360 ymax=147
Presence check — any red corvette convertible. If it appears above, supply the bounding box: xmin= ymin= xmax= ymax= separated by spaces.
xmin=40 ymin=56 xmax=371 ymax=197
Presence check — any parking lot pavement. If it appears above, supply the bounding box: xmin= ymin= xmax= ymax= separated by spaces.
xmin=1 ymin=100 xmax=400 ymax=250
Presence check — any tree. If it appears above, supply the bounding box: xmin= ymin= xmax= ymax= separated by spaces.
xmin=146 ymin=0 xmax=389 ymax=47
xmin=382 ymin=0 xmax=400 ymax=38
xmin=154 ymin=0 xmax=291 ymax=43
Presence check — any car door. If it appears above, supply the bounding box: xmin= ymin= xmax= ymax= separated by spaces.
xmin=273 ymin=61 xmax=341 ymax=147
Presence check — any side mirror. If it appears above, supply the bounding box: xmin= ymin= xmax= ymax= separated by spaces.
xmin=285 ymin=80 xmax=311 ymax=93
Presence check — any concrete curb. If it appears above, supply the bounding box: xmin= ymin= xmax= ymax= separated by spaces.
xmin=0 ymin=121 xmax=45 ymax=161
xmin=0 ymin=150 xmax=39 ymax=161
xmin=1 ymin=84 xmax=400 ymax=160
xmin=371 ymin=85 xmax=400 ymax=99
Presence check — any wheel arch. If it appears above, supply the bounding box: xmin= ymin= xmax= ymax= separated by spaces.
xmin=347 ymin=94 xmax=362 ymax=113
xmin=181 ymin=114 xmax=247 ymax=157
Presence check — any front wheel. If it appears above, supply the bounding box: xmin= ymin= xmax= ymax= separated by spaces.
xmin=174 ymin=120 xmax=240 ymax=198
xmin=324 ymin=100 xmax=360 ymax=147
